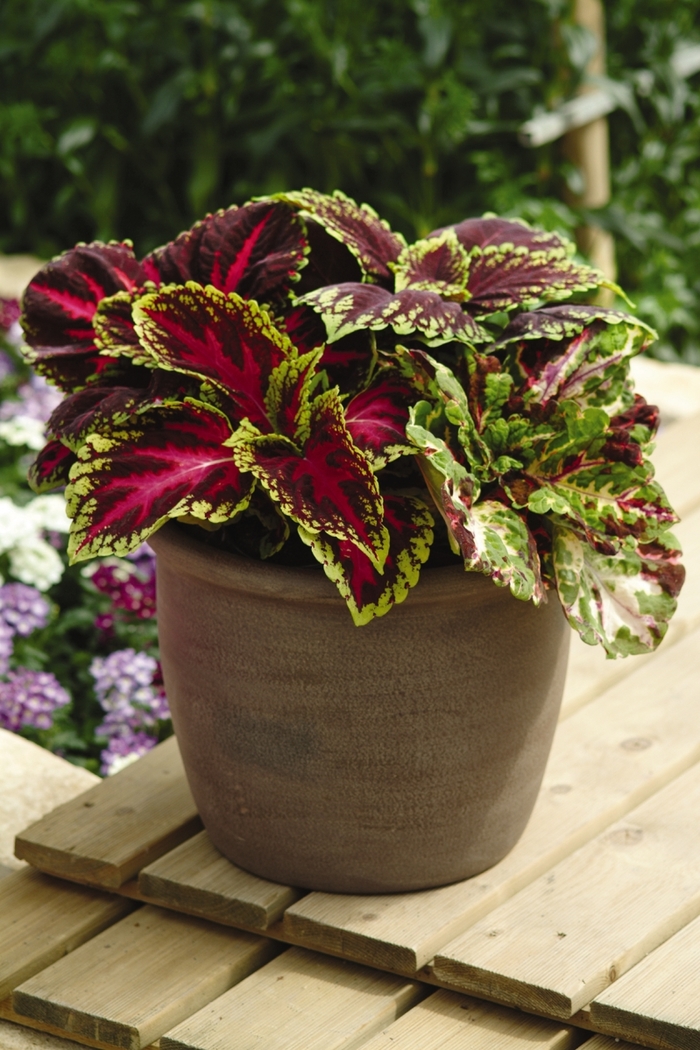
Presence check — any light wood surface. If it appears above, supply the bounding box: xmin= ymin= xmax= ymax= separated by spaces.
xmin=14 ymin=737 xmax=201 ymax=888
xmin=0 ymin=870 xmax=133 ymax=1002
xmin=282 ymin=625 xmax=700 ymax=972
xmin=138 ymin=831 xmax=302 ymax=931
xmin=358 ymin=989 xmax=580 ymax=1050
xmin=12 ymin=906 xmax=276 ymax=1050
xmin=652 ymin=413 xmax=700 ymax=521
xmin=590 ymin=913 xmax=700 ymax=1050
xmin=432 ymin=759 xmax=700 ymax=1019
xmin=161 ymin=946 xmax=425 ymax=1050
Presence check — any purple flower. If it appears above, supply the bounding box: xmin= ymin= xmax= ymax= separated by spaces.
xmin=0 ymin=668 xmax=70 ymax=731
xmin=100 ymin=730 xmax=157 ymax=776
xmin=0 ymin=298 xmax=20 ymax=333
xmin=0 ymin=373 xmax=62 ymax=424
xmin=90 ymin=648 xmax=170 ymax=743
xmin=89 ymin=546 xmax=157 ymax=620
xmin=0 ymin=583 xmax=50 ymax=637
xmin=0 ymin=350 xmax=13 ymax=381
xmin=0 ymin=621 xmax=13 ymax=676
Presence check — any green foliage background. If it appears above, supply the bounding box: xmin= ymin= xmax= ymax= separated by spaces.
xmin=1 ymin=0 xmax=699 ymax=362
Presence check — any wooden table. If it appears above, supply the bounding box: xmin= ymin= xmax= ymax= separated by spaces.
xmin=2 ymin=411 xmax=700 ymax=1050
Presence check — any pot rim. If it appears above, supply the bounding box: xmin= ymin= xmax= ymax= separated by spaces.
xmin=150 ymin=520 xmax=511 ymax=610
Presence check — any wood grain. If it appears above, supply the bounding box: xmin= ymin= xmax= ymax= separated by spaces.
xmin=0 ymin=869 xmax=133 ymax=1001
xmin=282 ymin=626 xmax=700 ymax=972
xmin=13 ymin=906 xmax=277 ymax=1050
xmin=14 ymin=737 xmax=201 ymax=888
xmin=432 ymin=759 xmax=700 ymax=1019
xmin=0 ymin=998 xmax=158 ymax=1050
xmin=358 ymin=989 xmax=581 ymax=1050
xmin=138 ymin=831 xmax=302 ymax=930
xmin=161 ymin=946 xmax=425 ymax=1050
xmin=590 ymin=913 xmax=700 ymax=1050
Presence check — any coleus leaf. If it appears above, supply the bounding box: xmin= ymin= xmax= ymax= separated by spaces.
xmin=293 ymin=217 xmax=364 ymax=294
xmin=264 ymin=346 xmax=323 ymax=441
xmin=319 ymin=330 xmax=376 ymax=395
xmin=343 ymin=371 xmax=417 ymax=469
xmin=66 ymin=401 xmax=255 ymax=561
xmin=603 ymin=395 xmax=659 ymax=467
xmin=298 ymin=282 xmax=487 ymax=346
xmin=392 ymin=229 xmax=471 ymax=299
xmin=512 ymin=318 xmax=655 ymax=413
xmin=273 ymin=189 xmax=406 ymax=283
xmin=524 ymin=401 xmax=677 ymax=546
xmin=28 ymin=438 xmax=76 ymax=494
xmin=226 ymin=389 xmax=389 ymax=568
xmin=21 ymin=242 xmax=147 ymax=392
xmin=142 ymin=201 xmax=308 ymax=302
xmin=495 ymin=304 xmax=654 ymax=345
xmin=132 ymin=284 xmax=290 ymax=429
xmin=299 ymin=494 xmax=434 ymax=625
xmin=430 ymin=217 xmax=608 ymax=313
xmin=552 ymin=524 xmax=685 ymax=657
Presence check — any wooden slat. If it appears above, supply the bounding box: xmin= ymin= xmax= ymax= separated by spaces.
xmin=652 ymin=412 xmax=700 ymax=520
xmin=161 ymin=946 xmax=425 ymax=1050
xmin=590 ymin=913 xmax=700 ymax=1050
xmin=561 ymin=502 xmax=700 ymax=719
xmin=0 ymin=869 xmax=134 ymax=1001
xmin=13 ymin=906 xmax=277 ymax=1050
xmin=0 ymin=1002 xmax=158 ymax=1050
xmin=358 ymin=989 xmax=580 ymax=1050
xmin=432 ymin=759 xmax=700 ymax=1020
xmin=14 ymin=737 xmax=201 ymax=889
xmin=282 ymin=626 xmax=700 ymax=972
xmin=138 ymin=831 xmax=302 ymax=931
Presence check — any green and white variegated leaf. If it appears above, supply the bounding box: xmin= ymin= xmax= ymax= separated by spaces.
xmin=552 ymin=524 xmax=685 ymax=657
xmin=517 ymin=319 xmax=655 ymax=415
xmin=523 ymin=401 xmax=677 ymax=546
xmin=392 ymin=229 xmax=471 ymax=299
xmin=298 ymin=282 xmax=486 ymax=346
xmin=298 ymin=494 xmax=434 ymax=626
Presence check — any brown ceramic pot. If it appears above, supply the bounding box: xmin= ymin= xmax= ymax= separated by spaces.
xmin=150 ymin=522 xmax=570 ymax=893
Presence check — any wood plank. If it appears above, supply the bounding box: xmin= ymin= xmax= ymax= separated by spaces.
xmin=561 ymin=501 xmax=700 ymax=719
xmin=12 ymin=906 xmax=277 ymax=1050
xmin=432 ymin=759 xmax=700 ymax=1020
xmin=590 ymin=913 xmax=700 ymax=1050
xmin=282 ymin=626 xmax=700 ymax=972
xmin=138 ymin=831 xmax=302 ymax=931
xmin=358 ymin=989 xmax=581 ymax=1050
xmin=0 ymin=1000 xmax=158 ymax=1050
xmin=14 ymin=737 xmax=201 ymax=889
xmin=652 ymin=412 xmax=700 ymax=520
xmin=0 ymin=869 xmax=134 ymax=1001
xmin=161 ymin=946 xmax=425 ymax=1050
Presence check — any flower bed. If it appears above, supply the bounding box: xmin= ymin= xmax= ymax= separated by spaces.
xmin=0 ymin=298 xmax=172 ymax=774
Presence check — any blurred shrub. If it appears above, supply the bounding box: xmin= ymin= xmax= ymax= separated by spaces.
xmin=0 ymin=0 xmax=699 ymax=360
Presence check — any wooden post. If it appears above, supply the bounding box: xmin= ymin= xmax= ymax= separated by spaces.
xmin=563 ymin=0 xmax=616 ymax=297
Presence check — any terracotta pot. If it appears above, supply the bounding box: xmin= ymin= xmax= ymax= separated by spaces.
xmin=150 ymin=522 xmax=570 ymax=893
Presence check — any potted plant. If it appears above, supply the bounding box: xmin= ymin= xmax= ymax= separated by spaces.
xmin=20 ymin=191 xmax=684 ymax=892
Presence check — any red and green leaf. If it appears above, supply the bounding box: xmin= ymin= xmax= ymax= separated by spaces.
xmin=227 ymin=389 xmax=388 ymax=568
xmin=344 ymin=371 xmax=417 ymax=469
xmin=496 ymin=304 xmax=651 ymax=345
xmin=142 ymin=201 xmax=308 ymax=302
xmin=299 ymin=494 xmax=434 ymax=625
xmin=603 ymin=396 xmax=659 ymax=467
xmin=299 ymin=282 xmax=486 ymax=346
xmin=275 ymin=189 xmax=406 ymax=283
xmin=132 ymin=284 xmax=290 ymax=429
xmin=392 ymin=229 xmax=471 ymax=299
xmin=552 ymin=524 xmax=684 ymax=656
xmin=66 ymin=401 xmax=255 ymax=561
xmin=28 ymin=438 xmax=76 ymax=493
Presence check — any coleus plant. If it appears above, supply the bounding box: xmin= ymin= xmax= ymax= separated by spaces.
xmin=21 ymin=190 xmax=684 ymax=657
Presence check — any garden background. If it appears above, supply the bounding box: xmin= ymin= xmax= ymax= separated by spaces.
xmin=0 ymin=0 xmax=699 ymax=772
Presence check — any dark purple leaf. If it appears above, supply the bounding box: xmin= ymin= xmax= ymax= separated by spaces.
xmin=495 ymin=304 xmax=647 ymax=345
xmin=344 ymin=372 xmax=416 ymax=468
xmin=28 ymin=438 xmax=76 ymax=493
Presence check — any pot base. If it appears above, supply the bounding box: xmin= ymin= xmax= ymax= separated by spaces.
xmin=151 ymin=523 xmax=570 ymax=893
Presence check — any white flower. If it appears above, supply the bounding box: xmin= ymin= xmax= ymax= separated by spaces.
xmin=25 ymin=494 xmax=70 ymax=533
xmin=9 ymin=536 xmax=64 ymax=590
xmin=0 ymin=415 xmax=46 ymax=451
xmin=0 ymin=498 xmax=29 ymax=554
